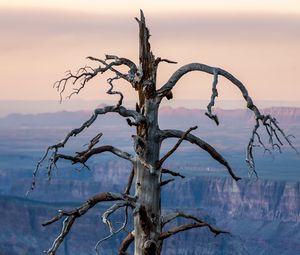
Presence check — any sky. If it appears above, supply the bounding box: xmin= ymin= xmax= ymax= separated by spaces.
xmin=0 ymin=0 xmax=300 ymax=107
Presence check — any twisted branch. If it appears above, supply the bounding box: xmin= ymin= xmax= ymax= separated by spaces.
xmin=104 ymin=54 xmax=138 ymax=83
xmin=106 ymin=75 xmax=123 ymax=107
xmin=95 ymin=205 xmax=130 ymax=254
xmin=54 ymin=54 xmax=138 ymax=102
xmin=30 ymin=105 xmax=145 ymax=192
xmin=86 ymin=56 xmax=129 ymax=80
xmin=42 ymin=192 xmax=128 ymax=255
xmin=102 ymin=202 xmax=130 ymax=234
xmin=205 ymin=68 xmax=219 ymax=125
xmin=157 ymin=64 xmax=261 ymax=118
xmin=157 ymin=63 xmax=298 ymax=177
xmin=54 ymin=145 xmax=135 ymax=166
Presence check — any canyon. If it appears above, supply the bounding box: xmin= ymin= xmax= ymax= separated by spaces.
xmin=0 ymin=106 xmax=299 ymax=254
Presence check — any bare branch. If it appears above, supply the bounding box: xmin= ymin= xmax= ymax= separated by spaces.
xmin=126 ymin=117 xmax=140 ymax=127
xmin=124 ymin=167 xmax=135 ymax=195
xmin=105 ymin=54 xmax=138 ymax=83
xmin=162 ymin=168 xmax=185 ymax=179
xmin=54 ymin=54 xmax=138 ymax=102
xmin=54 ymin=67 xmax=98 ymax=103
xmin=29 ymin=105 xmax=145 ymax=191
xmin=86 ymin=56 xmax=129 ymax=81
xmin=43 ymin=192 xmax=128 ymax=255
xmin=86 ymin=55 xmax=141 ymax=89
xmin=84 ymin=132 xmax=103 ymax=150
xmin=156 ymin=126 xmax=198 ymax=169
xmin=106 ymin=75 xmax=124 ymax=107
xmin=47 ymin=105 xmax=144 ymax=153
xmin=159 ymin=129 xmax=241 ymax=181
xmin=160 ymin=212 xmax=228 ymax=241
xmin=205 ymin=68 xmax=219 ymax=125
xmin=246 ymin=114 xmax=299 ymax=178
xmin=157 ymin=63 xmax=299 ymax=178
xmin=119 ymin=231 xmax=135 ymax=255
xmin=157 ymin=63 xmax=261 ymax=118
xmin=159 ymin=222 xmax=227 ymax=241
xmin=54 ymin=145 xmax=135 ymax=165
xmin=154 ymin=57 xmax=178 ymax=66
xmin=102 ymin=202 xmax=130 ymax=234
xmin=95 ymin=205 xmax=130 ymax=254
xmin=160 ymin=178 xmax=175 ymax=187
xmin=44 ymin=215 xmax=75 ymax=255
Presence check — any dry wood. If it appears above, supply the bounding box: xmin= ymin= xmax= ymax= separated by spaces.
xmin=32 ymin=10 xmax=298 ymax=255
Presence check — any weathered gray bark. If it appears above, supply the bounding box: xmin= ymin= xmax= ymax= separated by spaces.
xmin=134 ymin=11 xmax=162 ymax=254
xmin=33 ymin=10 xmax=298 ymax=255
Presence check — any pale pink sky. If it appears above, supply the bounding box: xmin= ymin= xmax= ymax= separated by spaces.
xmin=0 ymin=1 xmax=299 ymax=104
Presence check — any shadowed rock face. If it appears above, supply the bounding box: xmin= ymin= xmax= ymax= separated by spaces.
xmin=1 ymin=175 xmax=299 ymax=255
xmin=163 ymin=177 xmax=300 ymax=222
xmin=0 ymin=107 xmax=299 ymax=254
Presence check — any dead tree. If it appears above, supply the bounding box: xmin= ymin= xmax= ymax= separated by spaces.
xmin=32 ymin=11 xmax=298 ymax=255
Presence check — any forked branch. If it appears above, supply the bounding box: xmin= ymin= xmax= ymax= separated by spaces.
xmin=51 ymin=145 xmax=134 ymax=172
xmin=95 ymin=205 xmax=130 ymax=254
xmin=87 ymin=55 xmax=138 ymax=83
xmin=55 ymin=54 xmax=138 ymax=102
xmin=104 ymin=54 xmax=138 ymax=84
xmin=159 ymin=129 xmax=241 ymax=181
xmin=157 ymin=63 xmax=298 ymax=177
xmin=247 ymin=114 xmax=299 ymax=178
xmin=157 ymin=63 xmax=260 ymax=118
xmin=42 ymin=192 xmax=131 ymax=255
xmin=156 ymin=126 xmax=197 ymax=169
xmin=30 ymin=105 xmax=145 ymax=191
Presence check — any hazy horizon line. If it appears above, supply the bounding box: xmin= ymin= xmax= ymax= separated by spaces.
xmin=1 ymin=99 xmax=299 ymax=118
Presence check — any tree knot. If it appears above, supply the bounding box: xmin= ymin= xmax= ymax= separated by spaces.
xmin=143 ymin=239 xmax=157 ymax=252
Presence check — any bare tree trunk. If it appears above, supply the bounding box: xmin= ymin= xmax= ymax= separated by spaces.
xmin=134 ymin=100 xmax=161 ymax=254
xmin=134 ymin=11 xmax=162 ymax=255
xmin=35 ymin=10 xmax=298 ymax=255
